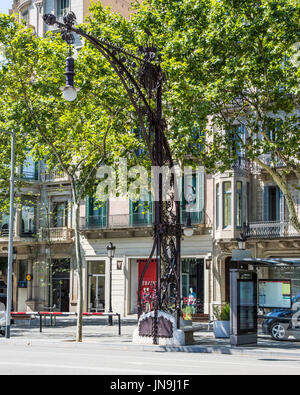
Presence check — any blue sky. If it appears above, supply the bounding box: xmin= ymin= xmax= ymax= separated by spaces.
xmin=0 ymin=0 xmax=13 ymax=14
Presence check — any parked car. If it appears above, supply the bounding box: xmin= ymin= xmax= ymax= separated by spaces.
xmin=0 ymin=293 xmax=6 ymax=336
xmin=262 ymin=294 xmax=300 ymax=341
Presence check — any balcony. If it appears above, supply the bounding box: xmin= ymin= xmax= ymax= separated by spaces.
xmin=245 ymin=221 xmax=299 ymax=239
xmin=80 ymin=213 xmax=152 ymax=230
xmin=0 ymin=228 xmax=10 ymax=238
xmin=41 ymin=227 xmax=74 ymax=243
xmin=231 ymin=157 xmax=253 ymax=172
xmin=80 ymin=210 xmax=206 ymax=231
xmin=181 ymin=209 xmax=205 ymax=225
xmin=20 ymin=170 xmax=39 ymax=181
xmin=44 ymin=169 xmax=69 ymax=182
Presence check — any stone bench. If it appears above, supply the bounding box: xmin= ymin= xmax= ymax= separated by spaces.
xmin=182 ymin=325 xmax=203 ymax=345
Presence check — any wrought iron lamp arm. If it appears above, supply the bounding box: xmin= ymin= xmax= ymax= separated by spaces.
xmin=44 ymin=14 xmax=163 ymax=164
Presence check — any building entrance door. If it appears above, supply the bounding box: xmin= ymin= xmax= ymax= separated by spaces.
xmin=90 ymin=275 xmax=105 ymax=312
xmin=53 ymin=279 xmax=70 ymax=312
xmin=51 ymin=259 xmax=70 ymax=312
xmin=88 ymin=261 xmax=106 ymax=312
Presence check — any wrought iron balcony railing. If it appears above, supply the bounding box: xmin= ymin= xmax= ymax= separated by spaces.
xmin=81 ymin=210 xmax=206 ymax=230
xmin=245 ymin=221 xmax=299 ymax=239
xmin=20 ymin=170 xmax=39 ymax=181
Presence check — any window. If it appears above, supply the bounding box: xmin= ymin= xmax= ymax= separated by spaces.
xmin=216 ymin=184 xmax=220 ymax=229
xmin=53 ymin=202 xmax=68 ymax=228
xmin=19 ymin=261 xmax=27 ymax=282
xmin=130 ymin=197 xmax=153 ymax=226
xmin=86 ymin=197 xmax=108 ymax=228
xmin=21 ymin=201 xmax=36 ymax=236
xmin=246 ymin=182 xmax=250 ymax=224
xmin=21 ymin=9 xmax=29 ymax=25
xmin=0 ymin=213 xmax=9 ymax=235
xmin=236 ymin=181 xmax=243 ymax=228
xmin=263 ymin=186 xmax=284 ymax=222
xmin=223 ymin=182 xmax=232 ymax=228
xmin=57 ymin=0 xmax=69 ymax=17
xmin=21 ymin=153 xmax=38 ymax=180
xmin=228 ymin=124 xmax=246 ymax=158
xmin=189 ymin=129 xmax=206 ymax=152
xmin=181 ymin=172 xmax=205 ymax=225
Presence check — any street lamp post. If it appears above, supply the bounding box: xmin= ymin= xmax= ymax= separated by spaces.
xmin=106 ymin=242 xmax=116 ymax=326
xmin=43 ymin=12 xmax=182 ymax=345
xmin=0 ymin=130 xmax=15 ymax=339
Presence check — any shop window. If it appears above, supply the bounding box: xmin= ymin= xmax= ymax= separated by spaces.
xmin=181 ymin=258 xmax=204 ymax=314
xmin=223 ymin=181 xmax=232 ymax=228
xmin=89 ymin=261 xmax=105 ymax=312
xmin=236 ymin=181 xmax=243 ymax=228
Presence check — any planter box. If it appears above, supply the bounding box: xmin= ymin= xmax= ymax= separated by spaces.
xmin=213 ymin=320 xmax=230 ymax=338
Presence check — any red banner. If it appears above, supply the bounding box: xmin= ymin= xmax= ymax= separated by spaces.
xmin=138 ymin=259 xmax=157 ymax=312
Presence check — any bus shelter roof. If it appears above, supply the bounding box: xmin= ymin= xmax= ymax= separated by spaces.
xmin=231 ymin=258 xmax=300 ymax=267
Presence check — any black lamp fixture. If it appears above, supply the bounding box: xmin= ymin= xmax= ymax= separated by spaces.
xmin=237 ymin=232 xmax=247 ymax=250
xmin=43 ymin=13 xmax=79 ymax=102
xmin=106 ymin=242 xmax=116 ymax=259
xmin=60 ymin=45 xmax=80 ymax=102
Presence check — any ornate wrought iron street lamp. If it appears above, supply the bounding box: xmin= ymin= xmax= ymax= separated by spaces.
xmin=43 ymin=12 xmax=182 ymax=345
xmin=106 ymin=242 xmax=116 ymax=326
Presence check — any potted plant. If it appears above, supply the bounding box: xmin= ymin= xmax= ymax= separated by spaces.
xmin=213 ymin=304 xmax=231 ymax=338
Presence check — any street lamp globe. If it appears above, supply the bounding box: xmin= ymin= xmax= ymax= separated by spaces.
xmin=60 ymin=86 xmax=78 ymax=102
xmin=183 ymin=227 xmax=194 ymax=237
xmin=183 ymin=210 xmax=194 ymax=237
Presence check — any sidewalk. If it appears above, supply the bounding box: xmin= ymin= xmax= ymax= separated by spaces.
xmin=2 ymin=316 xmax=300 ymax=360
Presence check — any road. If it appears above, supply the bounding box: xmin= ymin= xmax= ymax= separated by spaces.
xmin=0 ymin=341 xmax=299 ymax=375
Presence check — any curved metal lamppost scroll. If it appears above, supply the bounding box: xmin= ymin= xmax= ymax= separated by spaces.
xmin=43 ymin=12 xmax=182 ymax=344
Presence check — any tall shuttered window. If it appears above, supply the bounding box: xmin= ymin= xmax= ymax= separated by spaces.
xmin=57 ymin=0 xmax=69 ymax=17
xmin=223 ymin=182 xmax=232 ymax=228
xmin=236 ymin=181 xmax=243 ymax=228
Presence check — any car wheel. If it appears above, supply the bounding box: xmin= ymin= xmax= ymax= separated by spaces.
xmin=270 ymin=322 xmax=286 ymax=341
